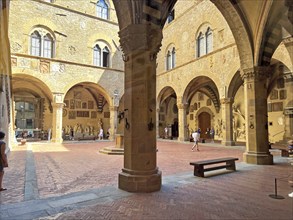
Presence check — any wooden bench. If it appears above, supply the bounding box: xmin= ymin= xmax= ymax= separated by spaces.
xmin=271 ymin=145 xmax=290 ymax=157
xmin=190 ymin=157 xmax=239 ymax=177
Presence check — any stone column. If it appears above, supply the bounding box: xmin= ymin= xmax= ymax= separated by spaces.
xmin=109 ymin=106 xmax=118 ymax=141
xmin=241 ymin=67 xmax=273 ymax=165
xmin=51 ymin=94 xmax=64 ymax=143
xmin=177 ymin=103 xmax=188 ymax=141
xmin=118 ymin=24 xmax=162 ymax=192
xmin=283 ymin=71 xmax=293 ymax=141
xmin=220 ymin=98 xmax=235 ymax=146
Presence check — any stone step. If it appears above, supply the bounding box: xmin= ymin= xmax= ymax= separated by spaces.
xmin=99 ymin=147 xmax=124 ymax=155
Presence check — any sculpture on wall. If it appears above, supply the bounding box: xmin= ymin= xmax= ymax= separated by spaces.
xmin=232 ymin=104 xmax=246 ymax=140
xmin=216 ymin=119 xmax=223 ymax=138
xmin=98 ymin=118 xmax=103 ymax=130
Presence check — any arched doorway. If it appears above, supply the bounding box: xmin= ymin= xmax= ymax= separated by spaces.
xmin=198 ymin=112 xmax=211 ymax=140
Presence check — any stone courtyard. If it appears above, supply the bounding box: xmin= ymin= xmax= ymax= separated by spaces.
xmin=0 ymin=140 xmax=292 ymax=220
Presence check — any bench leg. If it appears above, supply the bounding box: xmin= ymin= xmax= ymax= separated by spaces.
xmin=281 ymin=150 xmax=289 ymax=157
xmin=194 ymin=165 xmax=204 ymax=177
xmin=226 ymin=161 xmax=236 ymax=171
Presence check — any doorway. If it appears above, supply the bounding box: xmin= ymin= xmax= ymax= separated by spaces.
xmin=198 ymin=112 xmax=211 ymax=139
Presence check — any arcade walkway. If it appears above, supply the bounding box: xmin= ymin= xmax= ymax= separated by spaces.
xmin=0 ymin=140 xmax=292 ymax=219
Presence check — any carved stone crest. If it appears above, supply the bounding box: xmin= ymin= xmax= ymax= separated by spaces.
xmin=40 ymin=60 xmax=50 ymax=73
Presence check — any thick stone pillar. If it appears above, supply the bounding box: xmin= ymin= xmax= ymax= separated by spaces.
xmin=241 ymin=67 xmax=273 ymax=165
xmin=221 ymin=98 xmax=235 ymax=146
xmin=177 ymin=103 xmax=188 ymax=141
xmin=51 ymin=94 xmax=64 ymax=143
xmin=118 ymin=24 xmax=162 ymax=192
xmin=109 ymin=106 xmax=118 ymax=141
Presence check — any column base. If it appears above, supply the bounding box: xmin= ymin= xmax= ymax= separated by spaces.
xmin=221 ymin=140 xmax=235 ymax=146
xmin=118 ymin=168 xmax=162 ymax=192
xmin=243 ymin=151 xmax=273 ymax=165
xmin=51 ymin=138 xmax=63 ymax=143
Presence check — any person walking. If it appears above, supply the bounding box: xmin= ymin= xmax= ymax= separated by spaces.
xmin=191 ymin=129 xmax=201 ymax=151
xmin=98 ymin=128 xmax=104 ymax=140
xmin=0 ymin=131 xmax=8 ymax=192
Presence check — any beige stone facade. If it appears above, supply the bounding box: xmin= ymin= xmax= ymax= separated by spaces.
xmin=9 ymin=0 xmax=124 ymax=142
xmin=157 ymin=0 xmax=293 ymax=146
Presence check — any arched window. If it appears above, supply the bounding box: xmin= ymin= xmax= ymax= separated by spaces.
xmin=97 ymin=0 xmax=109 ymax=19
xmin=197 ymin=32 xmax=205 ymax=57
xmin=206 ymin=28 xmax=213 ymax=54
xmin=171 ymin=47 xmax=176 ymax=68
xmin=93 ymin=42 xmax=111 ymax=67
xmin=43 ymin=34 xmax=53 ymax=58
xmin=31 ymin=31 xmax=41 ymax=56
xmin=93 ymin=45 xmax=101 ymax=66
xmin=166 ymin=51 xmax=171 ymax=70
xmin=30 ymin=29 xmax=55 ymax=58
xmin=102 ymin=47 xmax=109 ymax=67
xmin=166 ymin=47 xmax=176 ymax=70
xmin=196 ymin=27 xmax=213 ymax=58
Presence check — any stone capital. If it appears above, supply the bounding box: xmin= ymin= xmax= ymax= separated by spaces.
xmin=177 ymin=103 xmax=188 ymax=110
xmin=51 ymin=102 xmax=64 ymax=109
xmin=220 ymin=98 xmax=233 ymax=105
xmin=240 ymin=66 xmax=271 ymax=81
xmin=110 ymin=106 xmax=118 ymax=111
xmin=119 ymin=24 xmax=163 ymax=58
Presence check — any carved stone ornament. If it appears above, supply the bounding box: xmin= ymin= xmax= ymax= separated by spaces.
xmin=119 ymin=24 xmax=163 ymax=59
xmin=11 ymin=57 xmax=17 ymax=67
xmin=11 ymin=41 xmax=22 ymax=52
xmin=240 ymin=66 xmax=271 ymax=81
xmin=68 ymin=45 xmax=76 ymax=55
xmin=40 ymin=60 xmax=50 ymax=73
xmin=220 ymin=98 xmax=233 ymax=105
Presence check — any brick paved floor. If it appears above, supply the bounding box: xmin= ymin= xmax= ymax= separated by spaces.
xmin=0 ymin=140 xmax=292 ymax=220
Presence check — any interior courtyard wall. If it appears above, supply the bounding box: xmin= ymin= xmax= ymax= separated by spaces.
xmin=9 ymin=0 xmax=122 ymax=69
xmin=157 ymin=0 xmax=238 ymax=76
xmin=157 ymin=0 xmax=240 ymax=103
xmin=50 ymin=0 xmax=118 ymax=23
xmin=8 ymin=0 xmax=124 ymax=140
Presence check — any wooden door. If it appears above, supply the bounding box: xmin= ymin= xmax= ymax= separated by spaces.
xmin=198 ymin=112 xmax=211 ymax=139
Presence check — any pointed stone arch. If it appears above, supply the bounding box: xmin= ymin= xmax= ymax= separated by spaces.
xmin=210 ymin=0 xmax=254 ymax=70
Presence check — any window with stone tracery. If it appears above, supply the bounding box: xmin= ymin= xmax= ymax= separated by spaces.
xmin=196 ymin=26 xmax=213 ymax=58
xmin=166 ymin=46 xmax=176 ymax=71
xmin=93 ymin=41 xmax=110 ymax=67
xmin=96 ymin=0 xmax=109 ymax=20
xmin=30 ymin=28 xmax=55 ymax=58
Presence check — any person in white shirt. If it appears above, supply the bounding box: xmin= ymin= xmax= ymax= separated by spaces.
xmin=98 ymin=128 xmax=103 ymax=140
xmin=191 ymin=129 xmax=201 ymax=151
